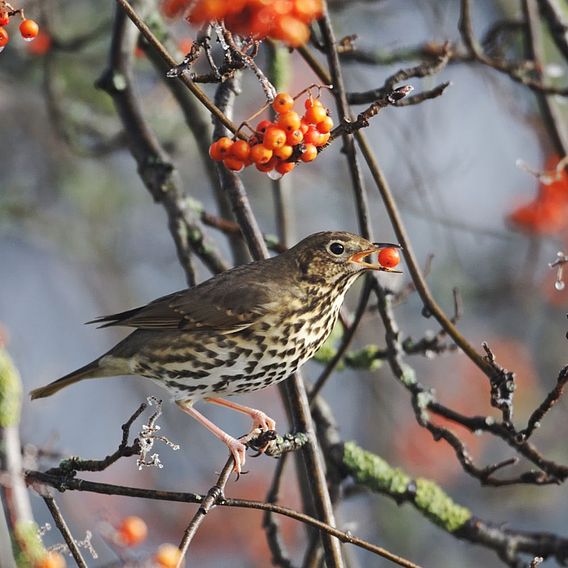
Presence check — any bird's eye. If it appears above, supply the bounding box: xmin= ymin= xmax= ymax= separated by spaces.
xmin=329 ymin=242 xmax=345 ymax=255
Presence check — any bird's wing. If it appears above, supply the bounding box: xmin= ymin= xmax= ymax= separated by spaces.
xmin=87 ymin=263 xmax=277 ymax=333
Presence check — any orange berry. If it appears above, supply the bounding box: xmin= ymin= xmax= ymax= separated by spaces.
xmin=263 ymin=126 xmax=287 ymax=150
xmin=187 ymin=0 xmax=228 ymax=23
xmin=304 ymin=105 xmax=327 ymax=124
xmin=208 ymin=141 xmax=223 ymax=161
xmin=27 ymin=31 xmax=51 ymax=55
xmin=272 ymin=15 xmax=309 ymax=47
xmin=0 ymin=27 xmax=8 ymax=48
xmin=0 ymin=12 xmax=9 ymax=26
xmin=299 ymin=120 xmax=309 ymax=135
xmin=317 ymin=116 xmax=333 ymax=133
xmin=230 ymin=139 xmax=251 ymax=161
xmin=256 ymin=120 xmax=273 ymax=135
xmin=292 ymin=0 xmax=323 ymax=22
xmin=301 ymin=144 xmax=318 ymax=162
xmin=19 ymin=19 xmax=39 ymax=41
xmin=274 ymin=144 xmax=294 ymax=160
xmin=272 ymin=92 xmax=294 ymax=114
xmin=161 ymin=0 xmax=189 ymax=18
xmin=117 ymin=516 xmax=148 ymax=547
xmin=256 ymin=156 xmax=278 ymax=172
xmin=273 ymin=0 xmax=294 ymax=16
xmin=277 ymin=111 xmax=301 ymax=132
xmin=305 ymin=97 xmax=323 ymax=110
xmin=224 ymin=157 xmax=245 ymax=172
xmin=154 ymin=543 xmax=182 ymax=568
xmin=250 ymin=144 xmax=273 ymax=164
xmin=216 ymin=136 xmax=234 ymax=156
xmin=34 ymin=551 xmax=66 ymax=568
xmin=378 ymin=247 xmax=401 ymax=268
xmin=316 ymin=132 xmax=330 ymax=146
xmin=286 ymin=129 xmax=303 ymax=146
xmin=276 ymin=160 xmax=295 ymax=175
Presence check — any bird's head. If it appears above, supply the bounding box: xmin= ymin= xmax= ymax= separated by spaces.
xmin=289 ymin=231 xmax=402 ymax=286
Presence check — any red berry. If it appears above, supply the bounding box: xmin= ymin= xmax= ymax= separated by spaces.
xmin=224 ymin=157 xmax=245 ymax=172
xmin=256 ymin=120 xmax=273 ymax=135
xmin=19 ymin=19 xmax=39 ymax=41
xmin=0 ymin=12 xmax=9 ymax=26
xmin=117 ymin=516 xmax=148 ymax=547
xmin=0 ymin=27 xmax=8 ymax=48
xmin=209 ymin=141 xmax=223 ymax=161
xmin=263 ymin=126 xmax=287 ymax=150
xmin=301 ymin=144 xmax=318 ymax=162
xmin=378 ymin=247 xmax=401 ymax=268
xmin=230 ymin=140 xmax=251 ymax=161
xmin=304 ymin=126 xmax=322 ymax=146
xmin=275 ymin=160 xmax=295 ymax=175
xmin=272 ymin=92 xmax=294 ymax=114
xmin=250 ymin=144 xmax=273 ymax=164
xmin=256 ymin=156 xmax=278 ymax=172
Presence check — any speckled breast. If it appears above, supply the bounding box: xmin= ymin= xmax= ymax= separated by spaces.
xmin=131 ymin=282 xmax=351 ymax=401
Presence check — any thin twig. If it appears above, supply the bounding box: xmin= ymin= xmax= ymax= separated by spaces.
xmin=26 ymin=471 xmax=421 ymax=568
xmin=43 ymin=495 xmax=87 ymax=568
xmin=177 ymin=457 xmax=234 ymax=565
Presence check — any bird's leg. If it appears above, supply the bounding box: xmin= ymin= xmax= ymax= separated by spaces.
xmin=205 ymin=397 xmax=276 ymax=432
xmin=175 ymin=400 xmax=247 ymax=474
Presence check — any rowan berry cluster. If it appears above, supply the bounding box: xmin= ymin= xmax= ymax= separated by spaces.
xmin=162 ymin=0 xmax=322 ymax=47
xmin=209 ymin=92 xmax=333 ymax=177
xmin=0 ymin=3 xmax=39 ymax=52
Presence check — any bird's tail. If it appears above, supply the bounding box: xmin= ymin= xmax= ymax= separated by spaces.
xmin=30 ymin=359 xmax=104 ymax=400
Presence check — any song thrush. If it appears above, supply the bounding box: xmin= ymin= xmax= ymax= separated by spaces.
xmin=30 ymin=231 xmax=400 ymax=472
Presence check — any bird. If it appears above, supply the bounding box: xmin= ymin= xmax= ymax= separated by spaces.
xmin=30 ymin=231 xmax=401 ymax=473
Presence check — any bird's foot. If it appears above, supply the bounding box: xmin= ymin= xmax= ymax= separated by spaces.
xmin=224 ymin=435 xmax=247 ymax=476
xmin=249 ymin=409 xmax=276 ymax=432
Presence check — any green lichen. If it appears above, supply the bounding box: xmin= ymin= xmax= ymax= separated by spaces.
xmin=14 ymin=521 xmax=46 ymax=566
xmin=343 ymin=441 xmax=411 ymax=495
xmin=414 ymin=478 xmax=472 ymax=532
xmin=0 ymin=346 xmax=22 ymax=428
xmin=345 ymin=345 xmax=383 ymax=371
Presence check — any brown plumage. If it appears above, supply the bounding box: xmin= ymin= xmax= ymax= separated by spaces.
xmin=30 ymin=231 xmax=400 ymax=472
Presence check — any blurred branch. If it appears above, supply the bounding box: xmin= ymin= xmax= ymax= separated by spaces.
xmin=522 ymin=0 xmax=568 ymax=157
xmin=114 ymin=0 xmax=242 ymax=136
xmin=347 ymin=50 xmax=450 ymax=105
xmin=0 ymin=341 xmax=45 ymax=566
xmin=97 ymin=2 xmax=229 ymax=283
xmin=538 ymin=0 xmax=568 ymax=62
xmin=459 ymin=0 xmax=568 ymax=96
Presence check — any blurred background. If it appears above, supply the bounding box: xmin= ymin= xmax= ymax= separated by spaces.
xmin=2 ymin=0 xmax=568 ymax=566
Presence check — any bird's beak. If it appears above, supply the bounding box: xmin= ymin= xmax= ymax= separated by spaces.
xmin=349 ymin=242 xmax=403 ymax=273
